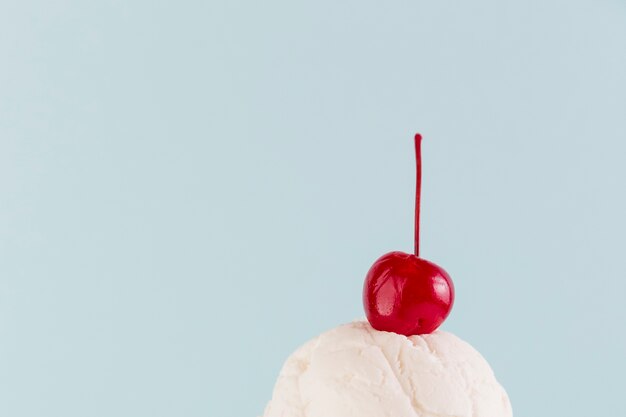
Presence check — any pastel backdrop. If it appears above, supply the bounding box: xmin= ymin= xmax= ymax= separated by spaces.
xmin=1 ymin=1 xmax=625 ymax=417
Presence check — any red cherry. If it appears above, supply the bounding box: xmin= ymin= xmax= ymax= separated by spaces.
xmin=363 ymin=251 xmax=454 ymax=335
xmin=363 ymin=134 xmax=455 ymax=335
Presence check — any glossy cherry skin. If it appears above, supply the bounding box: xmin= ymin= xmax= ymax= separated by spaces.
xmin=363 ymin=251 xmax=454 ymax=336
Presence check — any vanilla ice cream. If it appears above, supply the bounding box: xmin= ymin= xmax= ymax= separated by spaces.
xmin=262 ymin=321 xmax=512 ymax=417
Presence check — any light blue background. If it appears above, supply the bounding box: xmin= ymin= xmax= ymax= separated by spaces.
xmin=1 ymin=1 xmax=625 ymax=416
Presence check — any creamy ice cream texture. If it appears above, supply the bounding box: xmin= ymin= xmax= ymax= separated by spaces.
xmin=262 ymin=321 xmax=512 ymax=417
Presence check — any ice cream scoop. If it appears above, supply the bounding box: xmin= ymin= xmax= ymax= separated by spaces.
xmin=262 ymin=321 xmax=512 ymax=417
xmin=262 ymin=135 xmax=514 ymax=416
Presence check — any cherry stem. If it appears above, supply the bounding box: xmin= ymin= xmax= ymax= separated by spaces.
xmin=414 ymin=134 xmax=422 ymax=257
